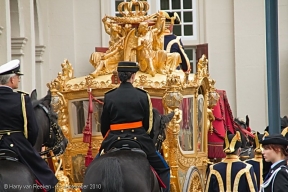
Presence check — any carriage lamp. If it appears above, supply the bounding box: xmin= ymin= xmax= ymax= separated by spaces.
xmin=163 ymin=91 xmax=183 ymax=109
xmin=208 ymin=91 xmax=219 ymax=108
xmin=163 ymin=74 xmax=183 ymax=109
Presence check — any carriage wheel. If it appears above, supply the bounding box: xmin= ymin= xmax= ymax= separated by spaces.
xmin=182 ymin=166 xmax=204 ymax=192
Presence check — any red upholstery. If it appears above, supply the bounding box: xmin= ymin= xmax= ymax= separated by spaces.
xmin=208 ymin=90 xmax=236 ymax=158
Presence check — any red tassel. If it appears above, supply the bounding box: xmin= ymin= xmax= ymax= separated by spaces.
xmin=83 ymin=117 xmax=91 ymax=143
xmin=85 ymin=146 xmax=93 ymax=167
xmin=84 ymin=88 xmax=94 ymax=167
xmin=247 ymin=126 xmax=251 ymax=132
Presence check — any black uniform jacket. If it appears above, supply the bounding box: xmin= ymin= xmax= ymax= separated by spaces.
xmin=245 ymin=155 xmax=263 ymax=190
xmin=0 ymin=86 xmax=58 ymax=187
xmin=205 ymin=155 xmax=258 ymax=192
xmin=0 ymin=86 xmax=38 ymax=144
xmin=100 ymin=82 xmax=155 ymax=154
xmin=260 ymin=160 xmax=288 ymax=192
xmin=164 ymin=34 xmax=190 ymax=72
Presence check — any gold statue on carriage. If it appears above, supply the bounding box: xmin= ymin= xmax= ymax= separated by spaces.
xmin=47 ymin=0 xmax=219 ymax=191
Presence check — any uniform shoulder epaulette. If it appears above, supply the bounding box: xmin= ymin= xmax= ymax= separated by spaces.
xmin=17 ymin=90 xmax=29 ymax=95
xmin=104 ymin=87 xmax=117 ymax=94
xmin=136 ymin=87 xmax=148 ymax=93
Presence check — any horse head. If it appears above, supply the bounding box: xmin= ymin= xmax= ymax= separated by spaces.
xmin=234 ymin=116 xmax=255 ymax=148
xmin=152 ymin=108 xmax=174 ymax=152
xmin=30 ymin=89 xmax=68 ymax=157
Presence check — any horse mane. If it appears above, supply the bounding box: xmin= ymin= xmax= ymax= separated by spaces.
xmin=32 ymin=99 xmax=42 ymax=108
xmin=31 ymin=96 xmax=58 ymax=120
xmin=234 ymin=117 xmax=246 ymax=128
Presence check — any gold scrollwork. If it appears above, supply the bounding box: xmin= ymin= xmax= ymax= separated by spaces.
xmin=47 ymin=59 xmax=74 ymax=92
xmin=189 ymin=171 xmax=203 ymax=192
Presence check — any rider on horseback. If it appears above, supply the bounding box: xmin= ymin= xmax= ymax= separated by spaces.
xmin=97 ymin=61 xmax=170 ymax=192
xmin=0 ymin=60 xmax=58 ymax=192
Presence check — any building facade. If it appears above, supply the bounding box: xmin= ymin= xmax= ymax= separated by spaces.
xmin=0 ymin=0 xmax=288 ymax=132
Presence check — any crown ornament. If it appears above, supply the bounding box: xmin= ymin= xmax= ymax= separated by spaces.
xmin=105 ymin=0 xmax=157 ymax=24
xmin=118 ymin=0 xmax=149 ymax=17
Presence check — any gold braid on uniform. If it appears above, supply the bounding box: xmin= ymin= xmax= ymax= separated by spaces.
xmin=254 ymin=132 xmax=262 ymax=154
xmin=205 ymin=165 xmax=225 ymax=192
xmin=21 ymin=94 xmax=28 ymax=138
xmin=263 ymin=131 xmax=269 ymax=138
xmin=233 ymin=164 xmax=256 ymax=192
xmin=146 ymin=93 xmax=153 ymax=134
xmin=281 ymin=127 xmax=288 ymax=137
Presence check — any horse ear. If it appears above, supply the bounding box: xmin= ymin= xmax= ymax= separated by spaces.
xmin=42 ymin=90 xmax=52 ymax=106
xmin=162 ymin=111 xmax=175 ymax=124
xmin=246 ymin=115 xmax=249 ymax=127
xmin=30 ymin=89 xmax=37 ymax=101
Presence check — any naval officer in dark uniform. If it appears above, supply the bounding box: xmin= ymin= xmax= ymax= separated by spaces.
xmin=0 ymin=59 xmax=58 ymax=192
xmin=205 ymin=131 xmax=258 ymax=192
xmin=162 ymin=11 xmax=191 ymax=72
xmin=98 ymin=61 xmax=170 ymax=192
xmin=260 ymin=134 xmax=288 ymax=192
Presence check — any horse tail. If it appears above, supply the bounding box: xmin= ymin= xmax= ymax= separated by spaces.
xmin=102 ymin=157 xmax=124 ymax=192
xmin=0 ymin=174 xmax=7 ymax=192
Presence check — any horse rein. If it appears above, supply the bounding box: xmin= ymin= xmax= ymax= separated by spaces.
xmin=37 ymin=103 xmax=65 ymax=158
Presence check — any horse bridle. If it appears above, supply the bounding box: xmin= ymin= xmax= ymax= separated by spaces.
xmin=37 ymin=103 xmax=65 ymax=158
xmin=155 ymin=115 xmax=169 ymax=152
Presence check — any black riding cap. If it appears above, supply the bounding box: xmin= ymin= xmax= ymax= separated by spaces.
xmin=117 ymin=61 xmax=139 ymax=73
xmin=260 ymin=134 xmax=288 ymax=146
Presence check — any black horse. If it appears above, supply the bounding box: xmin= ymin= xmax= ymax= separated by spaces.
xmin=234 ymin=116 xmax=255 ymax=160
xmin=31 ymin=89 xmax=68 ymax=156
xmin=82 ymin=109 xmax=174 ymax=192
xmin=0 ymin=89 xmax=67 ymax=192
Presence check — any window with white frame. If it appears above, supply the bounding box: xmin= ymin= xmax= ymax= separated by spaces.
xmin=160 ymin=0 xmax=196 ymax=40
xmin=184 ymin=46 xmax=196 ymax=73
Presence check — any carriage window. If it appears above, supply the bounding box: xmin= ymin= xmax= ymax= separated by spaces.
xmin=159 ymin=0 xmax=197 ymax=40
xmin=197 ymin=93 xmax=204 ymax=152
xmin=70 ymin=99 xmax=104 ymax=137
xmin=178 ymin=97 xmax=194 ymax=152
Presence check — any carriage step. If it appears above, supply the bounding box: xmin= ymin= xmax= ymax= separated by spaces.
xmin=0 ymin=149 xmax=18 ymax=161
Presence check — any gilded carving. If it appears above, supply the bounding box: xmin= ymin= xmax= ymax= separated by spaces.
xmin=47 ymin=59 xmax=74 ymax=92
xmin=47 ymin=1 xmax=220 ymax=191
xmin=189 ymin=172 xmax=203 ymax=192
xmin=196 ymin=55 xmax=209 ymax=78
xmin=88 ymin=0 xmax=182 ymax=78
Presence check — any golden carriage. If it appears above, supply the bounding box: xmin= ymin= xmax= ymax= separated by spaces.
xmin=47 ymin=1 xmax=219 ymax=191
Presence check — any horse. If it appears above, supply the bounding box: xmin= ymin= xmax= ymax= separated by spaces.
xmin=234 ymin=116 xmax=256 ymax=160
xmin=82 ymin=108 xmax=175 ymax=192
xmin=0 ymin=89 xmax=67 ymax=192
xmin=31 ymin=89 xmax=68 ymax=156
